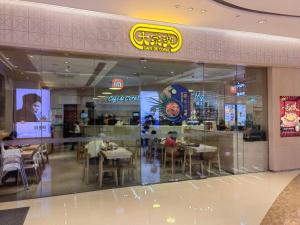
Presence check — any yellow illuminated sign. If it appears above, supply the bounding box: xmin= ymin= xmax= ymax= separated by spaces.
xmin=130 ymin=23 xmax=182 ymax=53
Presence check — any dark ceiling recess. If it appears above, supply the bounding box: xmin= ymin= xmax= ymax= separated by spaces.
xmin=211 ymin=0 xmax=300 ymax=18
xmin=86 ymin=62 xmax=106 ymax=86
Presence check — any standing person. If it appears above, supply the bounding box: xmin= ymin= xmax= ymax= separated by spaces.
xmin=70 ymin=121 xmax=81 ymax=150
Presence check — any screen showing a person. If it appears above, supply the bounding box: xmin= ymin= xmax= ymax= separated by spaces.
xmin=237 ymin=104 xmax=246 ymax=126
xmin=15 ymin=89 xmax=51 ymax=138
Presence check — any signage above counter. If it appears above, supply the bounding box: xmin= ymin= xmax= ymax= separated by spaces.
xmin=129 ymin=23 xmax=182 ymax=53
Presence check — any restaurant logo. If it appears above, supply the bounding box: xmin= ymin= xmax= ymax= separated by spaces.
xmin=129 ymin=23 xmax=182 ymax=53
xmin=111 ymin=79 xmax=124 ymax=90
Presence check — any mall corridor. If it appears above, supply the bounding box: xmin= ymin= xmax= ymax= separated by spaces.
xmin=0 ymin=170 xmax=299 ymax=225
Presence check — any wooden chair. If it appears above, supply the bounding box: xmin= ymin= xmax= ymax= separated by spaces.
xmin=98 ymin=152 xmax=118 ymax=188
xmin=203 ymin=148 xmax=221 ymax=176
xmin=82 ymin=149 xmax=91 ymax=184
xmin=23 ymin=152 xmax=42 ymax=183
xmin=40 ymin=144 xmax=49 ymax=164
xmin=119 ymin=147 xmax=138 ymax=185
xmin=182 ymin=147 xmax=204 ymax=177
xmin=163 ymin=147 xmax=183 ymax=176
xmin=77 ymin=142 xmax=86 ymax=161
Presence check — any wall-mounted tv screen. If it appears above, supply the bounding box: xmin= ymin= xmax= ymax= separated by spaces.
xmin=15 ymin=89 xmax=51 ymax=138
xmin=224 ymin=103 xmax=236 ymax=127
xmin=237 ymin=104 xmax=246 ymax=126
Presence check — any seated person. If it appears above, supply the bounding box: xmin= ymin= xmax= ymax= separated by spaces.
xmin=164 ymin=131 xmax=180 ymax=157
xmin=1 ymin=131 xmax=18 ymax=184
xmin=85 ymin=139 xmax=107 ymax=164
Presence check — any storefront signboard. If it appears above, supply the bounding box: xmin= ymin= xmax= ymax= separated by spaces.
xmin=130 ymin=23 xmax=182 ymax=53
xmin=280 ymin=96 xmax=300 ymax=137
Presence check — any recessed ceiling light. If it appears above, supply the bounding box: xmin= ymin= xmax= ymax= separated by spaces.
xmin=6 ymin=57 xmax=10 ymax=60
xmin=200 ymin=9 xmax=207 ymax=13
xmin=97 ymin=95 xmax=106 ymax=98
xmin=102 ymin=92 xmax=112 ymax=95
xmin=109 ymin=87 xmax=122 ymax=90
xmin=187 ymin=7 xmax=194 ymax=12
xmin=65 ymin=61 xmax=69 ymax=64
xmin=174 ymin=4 xmax=181 ymax=8
xmin=170 ymin=71 xmax=174 ymax=74
xmin=258 ymin=19 xmax=266 ymax=24
xmin=29 ymin=55 xmax=34 ymax=58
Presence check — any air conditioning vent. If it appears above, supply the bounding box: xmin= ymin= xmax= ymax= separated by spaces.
xmin=56 ymin=73 xmax=75 ymax=79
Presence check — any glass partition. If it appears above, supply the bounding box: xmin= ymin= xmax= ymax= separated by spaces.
xmin=0 ymin=46 xmax=268 ymax=202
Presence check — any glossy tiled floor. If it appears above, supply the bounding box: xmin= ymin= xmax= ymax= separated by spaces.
xmin=0 ymin=170 xmax=299 ymax=225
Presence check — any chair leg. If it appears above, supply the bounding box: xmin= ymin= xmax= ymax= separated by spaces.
xmin=121 ymin=169 xmax=125 ymax=185
xmin=208 ymin=161 xmax=211 ymax=176
xmin=217 ymin=153 xmax=221 ymax=173
xmin=201 ymin=161 xmax=204 ymax=175
xmin=189 ymin=154 xmax=192 ymax=177
xmin=35 ymin=169 xmax=39 ymax=183
xmin=99 ymin=172 xmax=103 ymax=188
xmin=114 ymin=170 xmax=118 ymax=186
xmin=182 ymin=153 xmax=186 ymax=173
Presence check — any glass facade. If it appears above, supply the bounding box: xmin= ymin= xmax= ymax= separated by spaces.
xmin=0 ymin=47 xmax=268 ymax=201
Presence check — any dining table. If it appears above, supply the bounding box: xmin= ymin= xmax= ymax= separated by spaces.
xmin=100 ymin=147 xmax=132 ymax=160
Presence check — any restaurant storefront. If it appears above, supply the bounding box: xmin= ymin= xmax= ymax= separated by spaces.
xmin=0 ymin=0 xmax=299 ymax=202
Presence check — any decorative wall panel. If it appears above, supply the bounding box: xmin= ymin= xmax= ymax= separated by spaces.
xmin=1 ymin=0 xmax=300 ymax=67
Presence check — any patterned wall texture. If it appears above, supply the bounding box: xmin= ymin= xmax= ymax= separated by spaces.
xmin=1 ymin=0 xmax=300 ymax=67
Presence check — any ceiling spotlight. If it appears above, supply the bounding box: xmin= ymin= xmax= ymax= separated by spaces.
xmin=170 ymin=71 xmax=174 ymax=74
xmin=200 ymin=9 xmax=207 ymax=13
xmin=65 ymin=61 xmax=69 ymax=64
xmin=174 ymin=4 xmax=181 ymax=8
xmin=258 ymin=19 xmax=266 ymax=24
xmin=140 ymin=58 xmax=147 ymax=63
xmin=29 ymin=55 xmax=34 ymax=58
xmin=6 ymin=57 xmax=10 ymax=60
xmin=187 ymin=7 xmax=194 ymax=12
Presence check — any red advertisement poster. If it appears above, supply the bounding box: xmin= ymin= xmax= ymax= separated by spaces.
xmin=280 ymin=96 xmax=300 ymax=137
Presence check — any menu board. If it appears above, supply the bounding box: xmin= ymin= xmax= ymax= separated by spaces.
xmin=224 ymin=103 xmax=236 ymax=127
xmin=280 ymin=96 xmax=300 ymax=137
